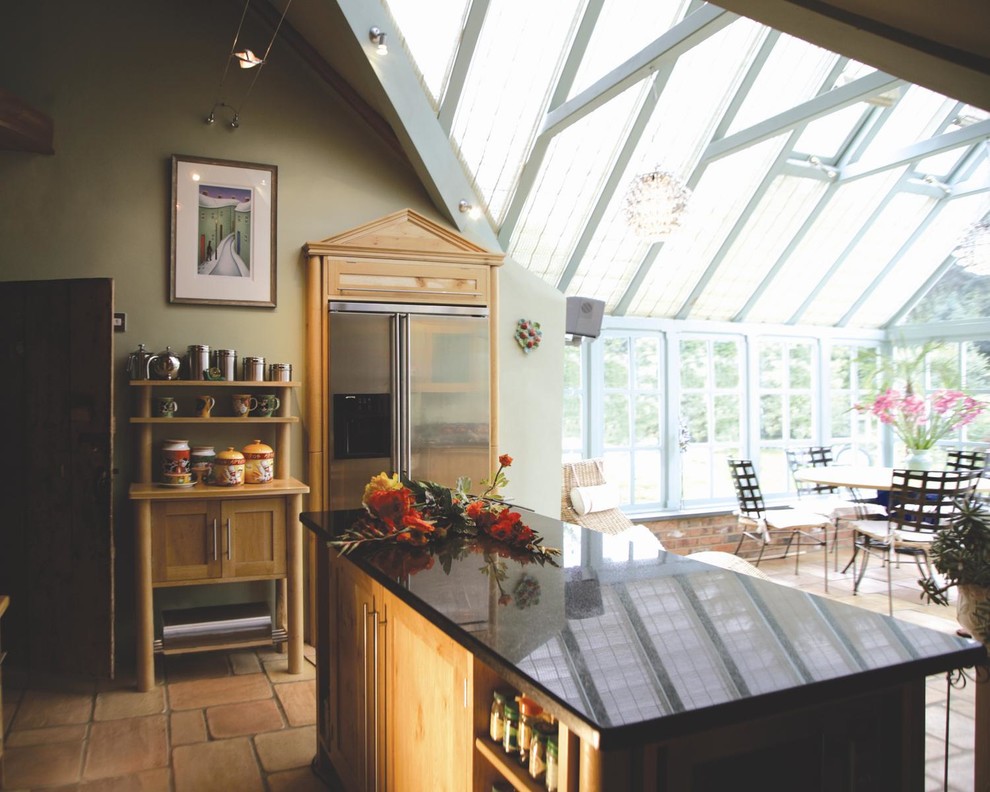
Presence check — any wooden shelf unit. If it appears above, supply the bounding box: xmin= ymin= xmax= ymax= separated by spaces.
xmin=128 ymin=379 xmax=308 ymax=692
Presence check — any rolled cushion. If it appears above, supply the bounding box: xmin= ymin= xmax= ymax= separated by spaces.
xmin=570 ymin=484 xmax=620 ymax=516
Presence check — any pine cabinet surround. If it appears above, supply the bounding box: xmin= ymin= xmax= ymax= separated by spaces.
xmin=128 ymin=380 xmax=309 ymax=692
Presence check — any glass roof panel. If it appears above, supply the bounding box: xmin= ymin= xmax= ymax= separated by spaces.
xmin=568 ymin=0 xmax=687 ymax=100
xmin=383 ymin=0 xmax=469 ymax=107
xmin=850 ymin=193 xmax=990 ymax=327
xmin=690 ymin=175 xmax=829 ymax=321
xmin=857 ymin=86 xmax=957 ymax=160
xmin=792 ymin=103 xmax=869 ymax=162
xmin=449 ymin=0 xmax=585 ymax=223
xmin=725 ymin=34 xmax=837 ymax=135
xmin=798 ymin=191 xmax=934 ymax=326
xmin=746 ymin=170 xmax=904 ymax=324
xmin=629 ymin=137 xmax=789 ymax=317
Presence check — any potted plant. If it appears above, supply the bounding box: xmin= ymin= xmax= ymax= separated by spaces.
xmin=919 ymin=498 xmax=990 ymax=644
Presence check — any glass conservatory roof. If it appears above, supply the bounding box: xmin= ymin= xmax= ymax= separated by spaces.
xmin=363 ymin=1 xmax=990 ymax=328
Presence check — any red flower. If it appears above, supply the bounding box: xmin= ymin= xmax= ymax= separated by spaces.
xmin=498 ymin=454 xmax=513 ymax=467
xmin=365 ymin=487 xmax=415 ymax=531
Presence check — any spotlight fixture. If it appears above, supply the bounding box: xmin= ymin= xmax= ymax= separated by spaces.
xmin=206 ymin=0 xmax=294 ymax=128
xmin=369 ymin=26 xmax=388 ymax=55
xmin=458 ymin=200 xmax=481 ymax=219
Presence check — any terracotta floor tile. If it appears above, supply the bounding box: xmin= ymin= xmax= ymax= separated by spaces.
xmin=12 ymin=687 xmax=94 ymax=730
xmin=163 ymin=652 xmax=231 ymax=682
xmin=172 ymin=737 xmax=265 ymax=792
xmin=4 ymin=739 xmax=84 ymax=788
xmin=168 ymin=672 xmax=272 ymax=711
xmin=83 ymin=714 xmax=168 ymax=780
xmin=253 ymin=724 xmax=317 ymax=773
xmin=170 ymin=709 xmax=207 ymax=746
xmin=77 ymin=766 xmax=172 ymax=791
xmin=229 ymin=651 xmax=262 ymax=675
xmin=94 ymin=686 xmax=165 ymax=721
xmin=274 ymin=680 xmax=317 ymax=726
xmin=262 ymin=656 xmax=316 ymax=683
xmin=6 ymin=721 xmax=88 ymax=746
xmin=266 ymin=766 xmax=329 ymax=792
xmin=206 ymin=698 xmax=284 ymax=738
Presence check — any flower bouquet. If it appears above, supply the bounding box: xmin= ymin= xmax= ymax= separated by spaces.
xmin=328 ymin=455 xmax=560 ymax=568
xmin=855 ymin=388 xmax=985 ymax=450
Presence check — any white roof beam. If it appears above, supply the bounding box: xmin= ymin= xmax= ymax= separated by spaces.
xmin=702 ymin=70 xmax=905 ymax=164
xmin=437 ymin=0 xmax=490 ymax=134
xmin=540 ymin=4 xmax=736 ymax=141
xmin=334 ymin=0 xmax=501 ymax=249
xmin=839 ymin=119 xmax=990 ymax=182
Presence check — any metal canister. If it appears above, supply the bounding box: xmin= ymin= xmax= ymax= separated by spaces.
xmin=268 ymin=363 xmax=292 ymax=382
xmin=242 ymin=356 xmax=265 ymax=382
xmin=186 ymin=345 xmax=210 ymax=381
xmin=212 ymin=348 xmax=237 ymax=381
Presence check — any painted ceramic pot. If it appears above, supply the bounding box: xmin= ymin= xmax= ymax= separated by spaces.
xmin=190 ymin=445 xmax=216 ymax=484
xmin=243 ymin=439 xmax=274 ymax=484
xmin=160 ymin=439 xmax=190 ymax=478
xmin=209 ymin=446 xmax=245 ymax=486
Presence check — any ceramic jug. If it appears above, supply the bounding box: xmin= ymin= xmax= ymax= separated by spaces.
xmin=148 ymin=346 xmax=182 ymax=380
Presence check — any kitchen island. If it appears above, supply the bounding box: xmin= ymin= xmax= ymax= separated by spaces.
xmin=302 ymin=509 xmax=986 ymax=791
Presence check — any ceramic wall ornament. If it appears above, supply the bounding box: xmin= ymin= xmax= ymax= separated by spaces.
xmin=515 ymin=319 xmax=543 ymax=354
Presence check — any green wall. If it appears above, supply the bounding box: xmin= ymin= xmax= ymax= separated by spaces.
xmin=0 ymin=0 xmax=565 ymax=669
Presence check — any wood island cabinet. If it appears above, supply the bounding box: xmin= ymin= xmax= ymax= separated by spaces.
xmin=320 ymin=547 xmax=473 ymax=792
xmin=128 ymin=380 xmax=308 ymax=692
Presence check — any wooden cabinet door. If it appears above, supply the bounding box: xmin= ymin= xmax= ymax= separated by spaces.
xmin=383 ymin=590 xmax=473 ymax=792
xmin=151 ymin=500 xmax=222 ymax=583
xmin=220 ymin=497 xmax=286 ymax=579
xmin=328 ymin=552 xmax=379 ymax=792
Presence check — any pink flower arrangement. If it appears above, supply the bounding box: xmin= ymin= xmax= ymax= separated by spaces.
xmin=856 ymin=388 xmax=986 ymax=450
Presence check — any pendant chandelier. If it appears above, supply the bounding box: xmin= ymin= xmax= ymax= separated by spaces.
xmin=954 ymin=216 xmax=990 ymax=277
xmin=622 ymin=167 xmax=691 ymax=242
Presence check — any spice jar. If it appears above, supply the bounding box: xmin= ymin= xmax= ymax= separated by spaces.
xmin=502 ymin=699 xmax=519 ymax=756
xmin=546 ymin=732 xmax=558 ymax=791
xmin=528 ymin=721 xmax=552 ymax=782
xmin=517 ymin=696 xmax=543 ymax=764
xmin=242 ymin=439 xmax=274 ymax=484
xmin=489 ymin=690 xmax=509 ymax=743
xmin=209 ymin=447 xmax=245 ymax=486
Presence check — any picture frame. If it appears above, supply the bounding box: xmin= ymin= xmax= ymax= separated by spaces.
xmin=170 ymin=154 xmax=277 ymax=307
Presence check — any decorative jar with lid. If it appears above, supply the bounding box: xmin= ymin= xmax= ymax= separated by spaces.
xmin=209 ymin=447 xmax=245 ymax=486
xmin=160 ymin=439 xmax=190 ymax=478
xmin=242 ymin=439 xmax=274 ymax=484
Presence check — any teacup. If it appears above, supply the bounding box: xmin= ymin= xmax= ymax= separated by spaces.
xmin=252 ymin=394 xmax=281 ymax=418
xmin=155 ymin=397 xmax=178 ymax=418
xmin=231 ymin=394 xmax=258 ymax=418
xmin=163 ymin=471 xmax=192 ymax=486
xmin=195 ymin=395 xmax=216 ymax=418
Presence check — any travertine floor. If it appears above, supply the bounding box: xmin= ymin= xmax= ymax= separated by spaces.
xmin=0 ymin=545 xmax=982 ymax=791
xmin=1 ymin=645 xmax=324 ymax=791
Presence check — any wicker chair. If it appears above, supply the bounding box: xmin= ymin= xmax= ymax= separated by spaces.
xmin=561 ymin=459 xmax=635 ymax=536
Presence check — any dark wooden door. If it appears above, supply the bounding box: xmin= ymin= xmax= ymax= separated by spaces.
xmin=0 ymin=278 xmax=114 ymax=678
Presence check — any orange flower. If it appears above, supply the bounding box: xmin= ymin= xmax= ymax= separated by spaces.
xmin=499 ymin=454 xmax=513 ymax=467
xmin=365 ymin=487 xmax=415 ymax=530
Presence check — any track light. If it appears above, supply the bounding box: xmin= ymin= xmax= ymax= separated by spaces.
xmin=369 ymin=26 xmax=388 ymax=55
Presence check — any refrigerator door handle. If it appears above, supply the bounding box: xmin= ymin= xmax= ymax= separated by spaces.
xmin=390 ymin=314 xmax=401 ymax=476
xmin=398 ymin=313 xmax=412 ymax=478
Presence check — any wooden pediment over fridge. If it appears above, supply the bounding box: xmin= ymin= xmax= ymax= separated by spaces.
xmin=304 ymin=208 xmax=504 ymax=267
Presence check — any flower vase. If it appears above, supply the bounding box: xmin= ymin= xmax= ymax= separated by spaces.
xmin=902 ymin=448 xmax=935 ymax=470
xmin=956 ymin=584 xmax=990 ymax=645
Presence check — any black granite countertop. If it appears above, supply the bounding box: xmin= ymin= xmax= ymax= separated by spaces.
xmin=302 ymin=509 xmax=986 ymax=750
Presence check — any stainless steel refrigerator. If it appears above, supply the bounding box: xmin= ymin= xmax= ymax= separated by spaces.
xmin=328 ymin=301 xmax=491 ymax=510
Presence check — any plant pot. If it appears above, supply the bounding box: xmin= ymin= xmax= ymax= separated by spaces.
xmin=956 ymin=583 xmax=990 ymax=645
xmin=903 ymin=448 xmax=935 ymax=470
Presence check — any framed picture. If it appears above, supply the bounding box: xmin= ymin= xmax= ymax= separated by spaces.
xmin=170 ymin=155 xmax=277 ymax=307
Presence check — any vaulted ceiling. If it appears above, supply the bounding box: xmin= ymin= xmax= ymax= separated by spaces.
xmin=275 ymin=0 xmax=990 ymax=329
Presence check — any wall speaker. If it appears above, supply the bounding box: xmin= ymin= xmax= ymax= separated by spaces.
xmin=565 ymin=296 xmax=605 ymax=339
